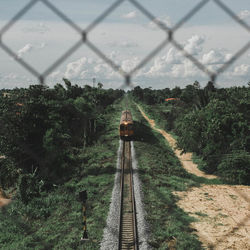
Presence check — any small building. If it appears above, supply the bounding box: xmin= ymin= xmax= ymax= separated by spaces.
xmin=2 ymin=92 xmax=11 ymax=98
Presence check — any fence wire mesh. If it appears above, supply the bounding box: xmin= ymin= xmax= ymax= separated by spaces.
xmin=0 ymin=0 xmax=249 ymax=88
xmin=0 ymin=1 xmax=250 ymax=248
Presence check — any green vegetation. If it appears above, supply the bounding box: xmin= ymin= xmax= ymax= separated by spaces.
xmin=194 ymin=212 xmax=208 ymax=217
xmin=128 ymin=100 xmax=205 ymax=249
xmin=1 ymin=80 xmax=249 ymax=249
xmin=0 ymin=81 xmax=124 ymax=249
xmin=130 ymin=82 xmax=250 ymax=185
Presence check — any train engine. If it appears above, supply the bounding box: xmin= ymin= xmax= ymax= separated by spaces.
xmin=120 ymin=110 xmax=134 ymax=140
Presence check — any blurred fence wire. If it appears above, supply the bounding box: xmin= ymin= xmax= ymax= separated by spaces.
xmin=0 ymin=0 xmax=250 ymax=88
xmin=0 ymin=1 xmax=250 ymax=248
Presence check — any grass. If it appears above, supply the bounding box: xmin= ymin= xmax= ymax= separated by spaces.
xmin=0 ymin=99 xmax=124 ymax=250
xmin=195 ymin=212 xmax=208 ymax=217
xmin=138 ymin=102 xmax=224 ymax=186
xmin=128 ymin=100 xmax=204 ymax=249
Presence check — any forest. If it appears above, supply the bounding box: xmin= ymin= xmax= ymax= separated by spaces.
xmin=130 ymin=81 xmax=250 ymax=185
xmin=0 ymin=80 xmax=124 ymax=193
xmin=0 ymin=80 xmax=249 ymax=249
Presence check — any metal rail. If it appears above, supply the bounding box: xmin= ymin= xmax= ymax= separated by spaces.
xmin=119 ymin=141 xmax=138 ymax=250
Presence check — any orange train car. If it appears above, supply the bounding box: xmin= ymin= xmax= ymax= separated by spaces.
xmin=119 ymin=110 xmax=134 ymax=140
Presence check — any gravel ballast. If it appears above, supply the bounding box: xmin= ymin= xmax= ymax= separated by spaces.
xmin=131 ymin=141 xmax=151 ymax=250
xmin=100 ymin=140 xmax=151 ymax=250
xmin=100 ymin=140 xmax=122 ymax=250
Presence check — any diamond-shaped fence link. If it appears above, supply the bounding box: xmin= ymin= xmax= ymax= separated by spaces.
xmin=1 ymin=1 xmax=250 ymax=247
xmin=0 ymin=0 xmax=249 ymax=88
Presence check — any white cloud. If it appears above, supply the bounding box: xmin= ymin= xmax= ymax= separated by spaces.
xmin=148 ymin=16 xmax=172 ymax=29
xmin=15 ymin=43 xmax=46 ymax=59
xmin=17 ymin=44 xmax=33 ymax=58
xmin=121 ymin=57 xmax=140 ymax=72
xmin=22 ymin=22 xmax=50 ymax=34
xmin=145 ymin=35 xmax=205 ymax=78
xmin=165 ymin=47 xmax=182 ymax=64
xmin=238 ymin=10 xmax=250 ymax=20
xmin=4 ymin=73 xmax=18 ymax=80
xmin=122 ymin=11 xmax=137 ymax=19
xmin=170 ymin=59 xmax=201 ymax=78
xmin=64 ymin=57 xmax=88 ymax=79
xmin=49 ymin=71 xmax=61 ymax=79
xmin=184 ymin=35 xmax=205 ymax=55
xmin=38 ymin=42 xmax=46 ymax=49
xmin=109 ymin=41 xmax=138 ymax=48
xmin=202 ymin=50 xmax=232 ymax=65
xmin=120 ymin=41 xmax=138 ymax=48
xmin=232 ymin=64 xmax=250 ymax=76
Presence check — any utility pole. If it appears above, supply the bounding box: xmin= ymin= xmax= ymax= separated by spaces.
xmin=79 ymin=190 xmax=89 ymax=241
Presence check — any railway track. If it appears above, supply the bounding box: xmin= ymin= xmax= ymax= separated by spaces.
xmin=119 ymin=141 xmax=138 ymax=250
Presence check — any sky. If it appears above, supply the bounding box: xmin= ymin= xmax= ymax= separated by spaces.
xmin=0 ymin=0 xmax=250 ymax=89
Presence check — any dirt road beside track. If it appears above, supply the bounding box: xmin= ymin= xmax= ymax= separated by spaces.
xmin=0 ymin=189 xmax=11 ymax=208
xmin=175 ymin=185 xmax=250 ymax=250
xmin=137 ymin=105 xmax=217 ymax=179
xmin=137 ymin=105 xmax=250 ymax=249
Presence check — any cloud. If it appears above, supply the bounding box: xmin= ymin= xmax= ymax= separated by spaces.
xmin=22 ymin=22 xmax=50 ymax=34
xmin=184 ymin=35 xmax=205 ymax=55
xmin=148 ymin=16 xmax=172 ymax=29
xmin=38 ymin=42 xmax=46 ymax=49
xmin=121 ymin=57 xmax=140 ymax=72
xmin=232 ymin=64 xmax=250 ymax=76
xmin=145 ymin=48 xmax=200 ymax=79
xmin=145 ymin=57 xmax=167 ymax=77
xmin=145 ymin=35 xmax=205 ymax=78
xmin=17 ymin=44 xmax=33 ymax=58
xmin=4 ymin=73 xmax=18 ymax=80
xmin=122 ymin=11 xmax=137 ymax=19
xmin=202 ymin=50 xmax=232 ymax=65
xmin=109 ymin=41 xmax=138 ymax=48
xmin=238 ymin=10 xmax=250 ymax=20
xmin=49 ymin=71 xmax=61 ymax=79
xmin=165 ymin=47 xmax=182 ymax=64
xmin=64 ymin=57 xmax=88 ymax=79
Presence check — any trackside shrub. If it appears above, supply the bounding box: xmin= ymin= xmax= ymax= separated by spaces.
xmin=217 ymin=151 xmax=250 ymax=185
xmin=18 ymin=172 xmax=41 ymax=204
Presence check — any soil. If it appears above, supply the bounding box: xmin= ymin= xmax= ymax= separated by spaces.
xmin=137 ymin=105 xmax=217 ymax=179
xmin=138 ymin=105 xmax=250 ymax=249
xmin=174 ymin=185 xmax=250 ymax=250
xmin=0 ymin=189 xmax=11 ymax=208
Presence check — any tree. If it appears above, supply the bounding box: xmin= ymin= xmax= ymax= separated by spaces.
xmin=97 ymin=82 xmax=103 ymax=89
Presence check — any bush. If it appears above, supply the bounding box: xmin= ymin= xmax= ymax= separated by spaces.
xmin=18 ymin=172 xmax=42 ymax=204
xmin=217 ymin=151 xmax=250 ymax=185
xmin=0 ymin=158 xmax=19 ymax=188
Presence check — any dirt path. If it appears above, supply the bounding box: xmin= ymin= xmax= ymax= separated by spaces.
xmin=137 ymin=105 xmax=250 ymax=249
xmin=137 ymin=105 xmax=217 ymax=179
xmin=0 ymin=189 xmax=11 ymax=208
xmin=0 ymin=157 xmax=11 ymax=207
xmin=174 ymin=185 xmax=250 ymax=250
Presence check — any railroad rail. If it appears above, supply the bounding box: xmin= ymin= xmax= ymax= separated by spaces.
xmin=119 ymin=141 xmax=138 ymax=250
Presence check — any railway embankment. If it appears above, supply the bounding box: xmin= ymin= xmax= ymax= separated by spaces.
xmin=0 ymin=189 xmax=11 ymax=208
xmin=0 ymin=99 xmax=123 ymax=250
xmin=136 ymin=103 xmax=250 ymax=249
xmin=128 ymin=101 xmax=203 ymax=249
xmin=137 ymin=105 xmax=217 ymax=179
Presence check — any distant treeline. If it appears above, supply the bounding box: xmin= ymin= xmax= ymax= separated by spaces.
xmin=0 ymin=80 xmax=124 ymax=197
xmin=130 ymin=82 xmax=250 ymax=185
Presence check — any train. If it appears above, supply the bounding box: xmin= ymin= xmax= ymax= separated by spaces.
xmin=119 ymin=110 xmax=134 ymax=140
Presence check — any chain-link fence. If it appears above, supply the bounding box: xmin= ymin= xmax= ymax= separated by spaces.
xmin=0 ymin=1 xmax=250 ymax=248
xmin=0 ymin=0 xmax=250 ymax=88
